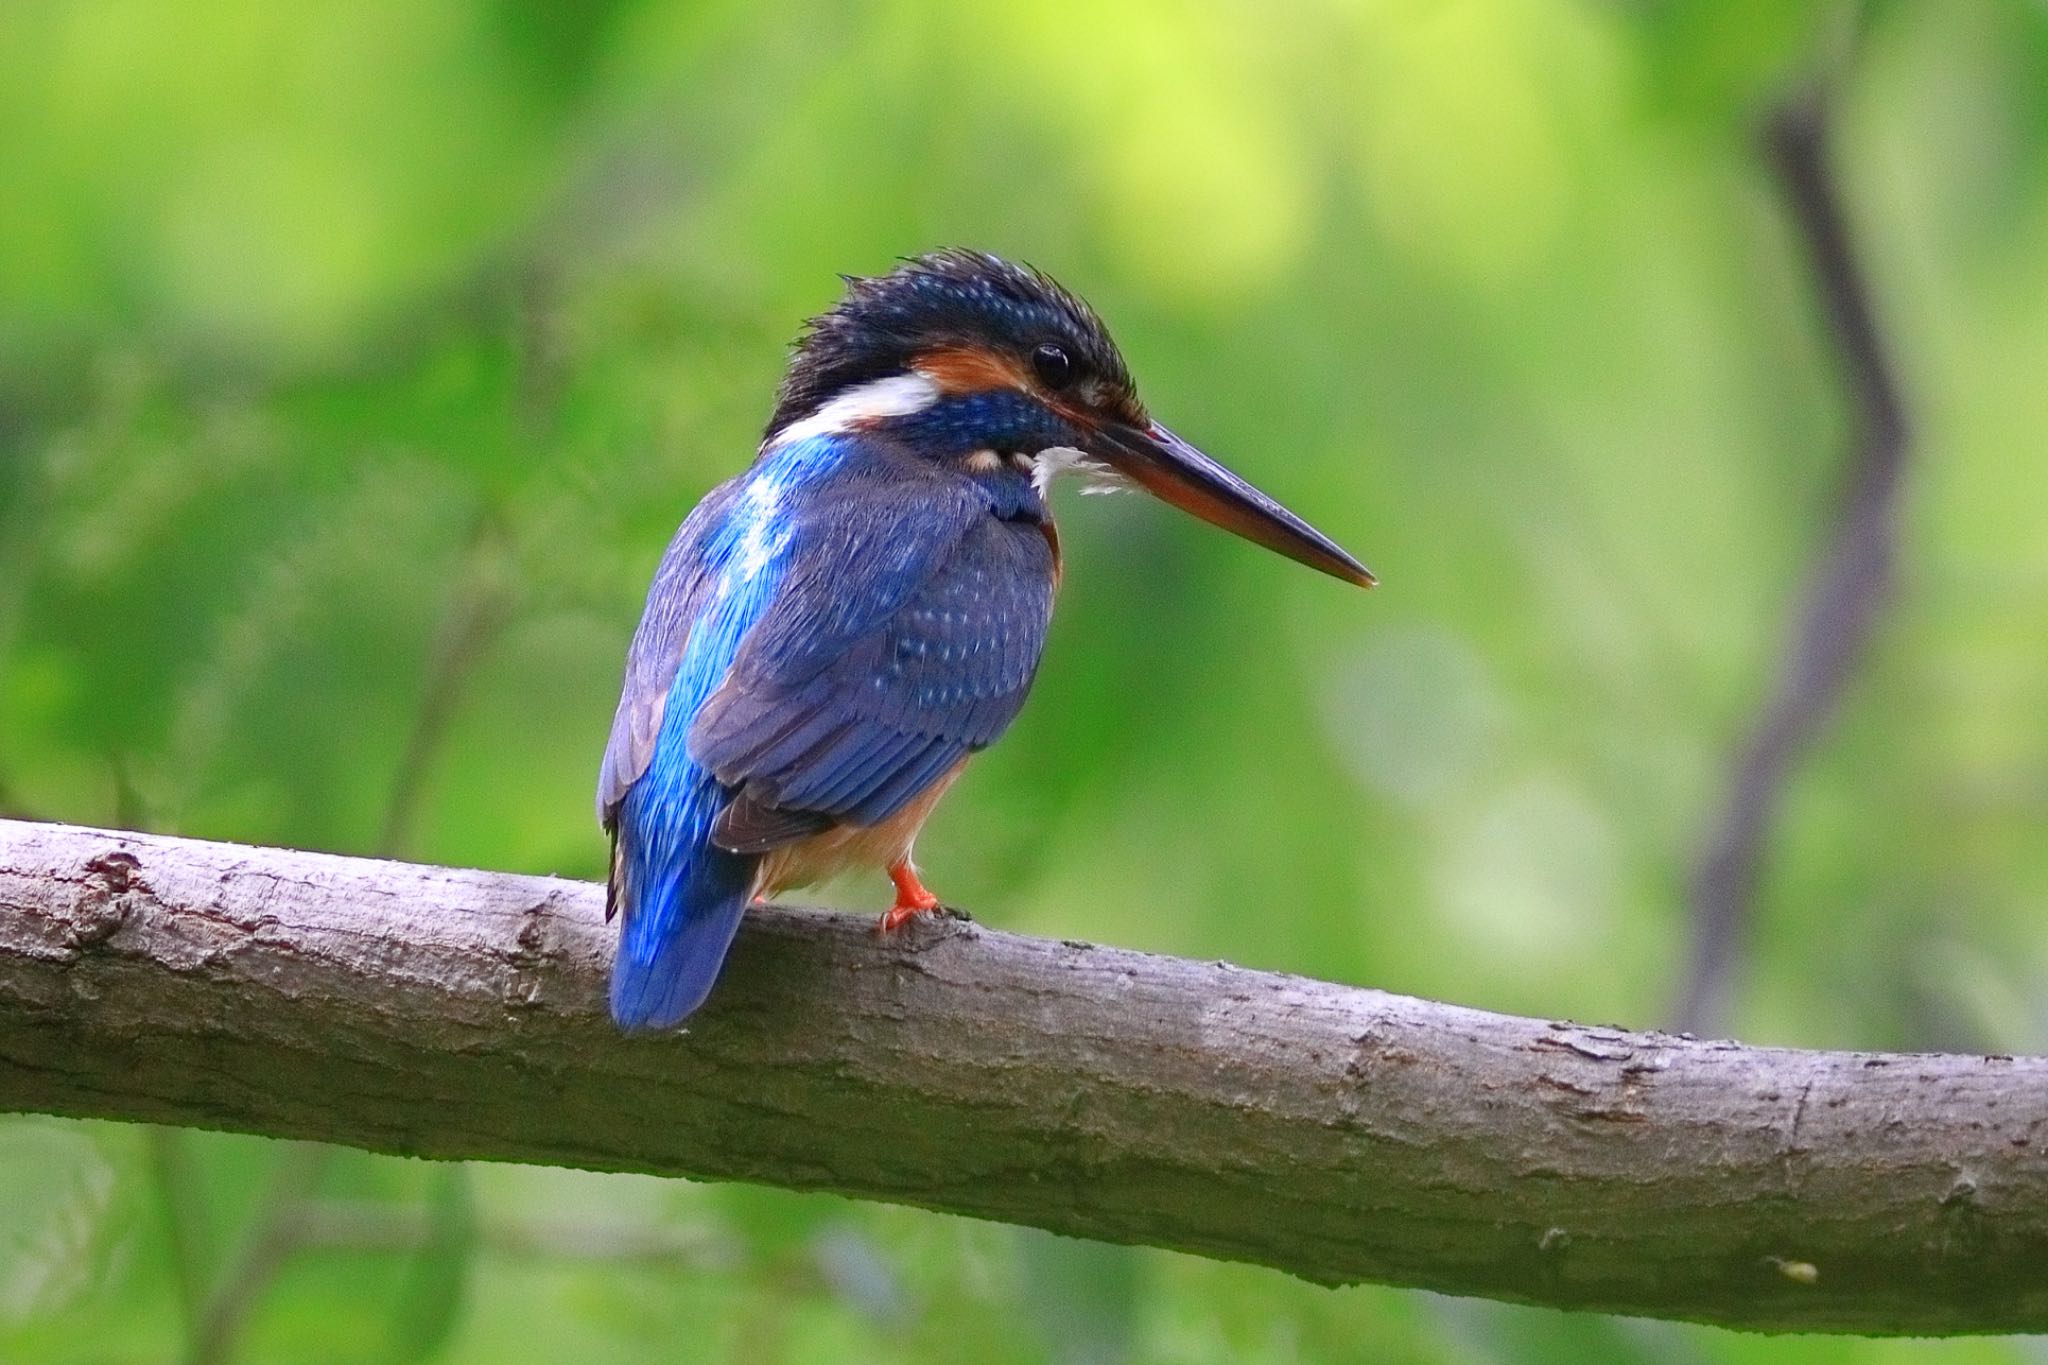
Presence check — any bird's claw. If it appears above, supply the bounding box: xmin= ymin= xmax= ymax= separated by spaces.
xmin=877 ymin=900 xmax=940 ymax=935
xmin=881 ymin=860 xmax=953 ymax=935
xmin=876 ymin=895 xmax=975 ymax=936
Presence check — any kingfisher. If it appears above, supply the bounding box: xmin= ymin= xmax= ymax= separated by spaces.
xmin=597 ymin=249 xmax=1373 ymax=1031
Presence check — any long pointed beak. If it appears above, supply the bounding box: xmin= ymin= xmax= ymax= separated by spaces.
xmin=1097 ymin=421 xmax=1376 ymax=588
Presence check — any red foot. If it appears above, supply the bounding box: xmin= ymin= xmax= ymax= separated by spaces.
xmin=879 ymin=862 xmax=942 ymax=934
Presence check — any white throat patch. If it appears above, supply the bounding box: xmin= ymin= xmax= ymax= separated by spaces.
xmin=770 ymin=373 xmax=940 ymax=448
xmin=1031 ymin=445 xmax=1126 ymax=498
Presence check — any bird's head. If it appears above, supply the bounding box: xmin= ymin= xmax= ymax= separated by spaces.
xmin=765 ymin=249 xmax=1374 ymax=587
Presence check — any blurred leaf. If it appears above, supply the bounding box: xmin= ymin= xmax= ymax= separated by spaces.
xmin=1017 ymin=1229 xmax=1143 ymax=1365
xmin=810 ymin=1224 xmax=910 ymax=1331
xmin=0 ymin=1120 xmax=118 ymax=1325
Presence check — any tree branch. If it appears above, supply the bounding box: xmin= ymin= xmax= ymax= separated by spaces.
xmin=1 ymin=819 xmax=2043 ymax=1335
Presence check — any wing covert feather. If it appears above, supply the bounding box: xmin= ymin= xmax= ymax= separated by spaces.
xmin=594 ymin=478 xmax=742 ymax=826
xmin=692 ymin=491 xmax=1055 ymax=848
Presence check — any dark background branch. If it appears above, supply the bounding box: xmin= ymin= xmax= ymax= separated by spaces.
xmin=3 ymin=819 xmax=2044 ymax=1336
xmin=187 ymin=1144 xmax=333 ymax=1365
xmin=1676 ymin=89 xmax=1914 ymax=1034
xmin=376 ymin=515 xmax=517 ymax=860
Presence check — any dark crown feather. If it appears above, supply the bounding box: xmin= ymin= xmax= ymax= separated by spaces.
xmin=765 ymin=249 xmax=1133 ymax=440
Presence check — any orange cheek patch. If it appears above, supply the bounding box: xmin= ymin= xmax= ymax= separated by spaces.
xmin=916 ymin=346 xmax=1032 ymax=396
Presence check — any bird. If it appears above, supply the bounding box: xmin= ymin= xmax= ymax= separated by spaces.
xmin=596 ymin=249 xmax=1373 ymax=1032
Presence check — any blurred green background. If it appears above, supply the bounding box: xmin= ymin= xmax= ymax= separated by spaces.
xmin=4 ymin=0 xmax=2047 ymax=1360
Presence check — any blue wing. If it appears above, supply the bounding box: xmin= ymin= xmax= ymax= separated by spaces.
xmin=597 ymin=434 xmax=1055 ymax=1031
xmin=597 ymin=474 xmax=766 ymax=1031
xmin=596 ymin=480 xmax=741 ymax=840
xmin=690 ymin=462 xmax=1056 ymax=854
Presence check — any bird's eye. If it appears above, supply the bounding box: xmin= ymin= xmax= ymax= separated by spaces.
xmin=1031 ymin=343 xmax=1074 ymax=390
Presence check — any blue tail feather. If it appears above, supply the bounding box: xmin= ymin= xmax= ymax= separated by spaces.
xmin=608 ymin=578 xmax=775 ymax=1031
xmin=609 ymin=849 xmax=752 ymax=1031
xmin=610 ymin=770 xmax=756 ymax=1032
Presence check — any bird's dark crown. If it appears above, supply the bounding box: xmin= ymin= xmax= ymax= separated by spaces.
xmin=765 ymin=250 xmax=1140 ymax=443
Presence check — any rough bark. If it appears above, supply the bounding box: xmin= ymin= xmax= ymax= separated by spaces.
xmin=1 ymin=818 xmax=2043 ymax=1335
